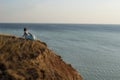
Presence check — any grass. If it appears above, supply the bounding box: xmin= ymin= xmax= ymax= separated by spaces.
xmin=0 ymin=34 xmax=82 ymax=80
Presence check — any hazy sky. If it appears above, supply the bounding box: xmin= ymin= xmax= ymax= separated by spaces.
xmin=0 ymin=0 xmax=120 ymax=24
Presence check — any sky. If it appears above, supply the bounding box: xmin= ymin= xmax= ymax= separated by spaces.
xmin=0 ymin=0 xmax=120 ymax=24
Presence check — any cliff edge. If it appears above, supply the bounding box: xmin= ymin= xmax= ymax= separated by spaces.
xmin=0 ymin=34 xmax=82 ymax=80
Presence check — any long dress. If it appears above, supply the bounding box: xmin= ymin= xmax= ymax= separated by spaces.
xmin=23 ymin=32 xmax=35 ymax=40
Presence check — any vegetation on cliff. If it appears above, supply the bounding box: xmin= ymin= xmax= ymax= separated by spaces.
xmin=0 ymin=34 xmax=82 ymax=80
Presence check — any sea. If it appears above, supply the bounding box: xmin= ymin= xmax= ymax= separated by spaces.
xmin=0 ymin=23 xmax=120 ymax=80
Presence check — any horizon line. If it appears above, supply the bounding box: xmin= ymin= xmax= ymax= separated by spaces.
xmin=0 ymin=22 xmax=120 ymax=25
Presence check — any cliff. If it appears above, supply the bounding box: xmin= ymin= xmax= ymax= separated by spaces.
xmin=0 ymin=34 xmax=82 ymax=80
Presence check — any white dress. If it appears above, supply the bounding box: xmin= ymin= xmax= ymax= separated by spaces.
xmin=23 ymin=31 xmax=35 ymax=40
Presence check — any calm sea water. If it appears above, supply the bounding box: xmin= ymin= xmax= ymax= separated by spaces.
xmin=0 ymin=23 xmax=120 ymax=80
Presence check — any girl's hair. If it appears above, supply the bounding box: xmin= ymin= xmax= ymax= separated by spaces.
xmin=24 ymin=28 xmax=27 ymax=31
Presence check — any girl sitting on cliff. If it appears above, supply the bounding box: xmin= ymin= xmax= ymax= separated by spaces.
xmin=22 ymin=28 xmax=35 ymax=40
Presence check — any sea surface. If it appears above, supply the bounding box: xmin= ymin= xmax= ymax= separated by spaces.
xmin=0 ymin=23 xmax=120 ymax=80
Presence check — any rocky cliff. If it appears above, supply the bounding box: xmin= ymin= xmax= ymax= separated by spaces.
xmin=0 ymin=34 xmax=82 ymax=80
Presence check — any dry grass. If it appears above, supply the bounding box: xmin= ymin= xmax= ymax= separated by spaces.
xmin=0 ymin=34 xmax=82 ymax=80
